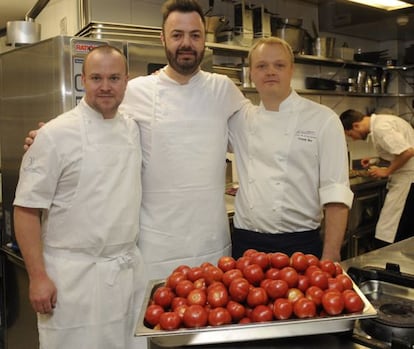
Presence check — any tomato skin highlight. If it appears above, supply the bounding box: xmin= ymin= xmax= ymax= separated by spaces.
xmin=243 ymin=263 xmax=265 ymax=285
xmin=183 ymin=304 xmax=208 ymax=328
xmin=159 ymin=311 xmax=181 ymax=330
xmin=229 ymin=277 xmax=250 ymax=303
xmin=290 ymin=251 xmax=308 ymax=272
xmin=293 ymin=298 xmax=317 ymax=319
xmin=153 ymin=286 xmax=175 ymax=309
xmin=322 ymin=290 xmax=345 ymax=315
xmin=208 ymin=307 xmax=232 ymax=326
xmin=343 ymin=290 xmax=364 ymax=313
xmin=247 ymin=287 xmax=269 ymax=308
xmin=226 ymin=300 xmax=246 ymax=322
xmin=273 ymin=298 xmax=293 ymax=320
xmin=269 ymin=252 xmax=290 ymax=269
xmin=144 ymin=304 xmax=165 ymax=327
xmin=251 ymin=304 xmax=274 ymax=322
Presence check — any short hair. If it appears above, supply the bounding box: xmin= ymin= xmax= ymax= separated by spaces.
xmin=339 ymin=109 xmax=365 ymax=130
xmin=82 ymin=45 xmax=128 ymax=75
xmin=161 ymin=0 xmax=205 ymax=29
xmin=248 ymin=37 xmax=295 ymax=67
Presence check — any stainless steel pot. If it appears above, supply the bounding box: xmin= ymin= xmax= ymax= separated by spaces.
xmin=6 ymin=20 xmax=41 ymax=46
xmin=271 ymin=17 xmax=305 ymax=53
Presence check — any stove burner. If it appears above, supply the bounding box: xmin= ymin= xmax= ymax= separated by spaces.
xmin=378 ymin=303 xmax=414 ymax=327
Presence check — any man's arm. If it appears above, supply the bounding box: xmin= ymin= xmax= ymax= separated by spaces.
xmin=369 ymin=147 xmax=414 ymax=178
xmin=321 ymin=203 xmax=349 ymax=262
xmin=14 ymin=206 xmax=57 ymax=314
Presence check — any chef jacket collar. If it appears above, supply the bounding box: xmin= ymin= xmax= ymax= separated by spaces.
xmin=258 ymin=89 xmax=298 ymax=113
xmin=159 ymin=66 xmax=203 ymax=85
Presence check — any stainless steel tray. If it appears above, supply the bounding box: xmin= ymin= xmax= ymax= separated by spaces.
xmin=135 ymin=278 xmax=377 ymax=347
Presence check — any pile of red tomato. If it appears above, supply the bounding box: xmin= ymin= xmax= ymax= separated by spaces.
xmin=144 ymin=250 xmax=365 ymax=331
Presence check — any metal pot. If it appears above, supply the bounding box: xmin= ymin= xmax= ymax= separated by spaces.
xmin=271 ymin=17 xmax=305 ymax=53
xmin=6 ymin=20 xmax=41 ymax=46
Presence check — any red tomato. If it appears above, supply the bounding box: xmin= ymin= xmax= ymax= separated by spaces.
xmin=342 ymin=290 xmax=364 ymax=313
xmin=144 ymin=304 xmax=164 ymax=327
xmin=297 ymin=275 xmax=310 ymax=292
xmin=305 ymin=254 xmax=320 ymax=267
xmin=336 ymin=274 xmax=353 ymax=291
xmin=305 ymin=285 xmax=324 ymax=306
xmin=175 ymin=280 xmax=195 ymax=298
xmin=187 ymin=267 xmax=204 ymax=282
xmin=293 ymin=297 xmax=317 ymax=319
xmin=260 ymin=278 xmax=272 ymax=290
xmin=334 ymin=263 xmax=343 ymax=276
xmin=222 ymin=269 xmax=243 ymax=287
xmin=286 ymin=288 xmax=304 ymax=304
xmin=239 ymin=317 xmax=252 ymax=324
xmin=250 ymin=304 xmax=273 ymax=322
xmin=207 ymin=284 xmax=229 ymax=308
xmin=328 ymin=277 xmax=344 ymax=292
xmin=193 ymin=278 xmax=206 ymax=290
xmin=174 ymin=304 xmax=189 ymax=320
xmin=183 ymin=304 xmax=208 ymax=328
xmin=305 ymin=265 xmax=322 ymax=278
xmin=247 ymin=287 xmax=269 ymax=308
xmin=236 ymin=256 xmax=252 ymax=271
xmin=203 ymin=265 xmax=223 ymax=285
xmin=319 ymin=260 xmax=337 ymax=277
xmin=217 ymin=256 xmax=237 ymax=272
xmin=322 ymin=290 xmax=344 ymax=315
xmin=228 ymin=277 xmax=250 ymax=303
xmin=166 ymin=272 xmax=187 ymax=290
xmin=173 ymin=264 xmax=191 ymax=277
xmin=153 ymin=286 xmax=175 ymax=309
xmin=269 ymin=252 xmax=290 ymax=269
xmin=226 ymin=300 xmax=246 ymax=322
xmin=265 ymin=267 xmax=280 ymax=280
xmin=273 ymin=298 xmax=293 ymax=320
xmin=207 ymin=307 xmax=232 ymax=326
xmin=243 ymin=248 xmax=258 ymax=257
xmin=309 ymin=270 xmax=329 ymax=290
xmin=250 ymin=252 xmax=270 ymax=270
xmin=279 ymin=266 xmax=299 ymax=288
xmin=171 ymin=296 xmax=188 ymax=310
xmin=187 ymin=288 xmax=207 ymax=306
xmin=265 ymin=279 xmax=289 ymax=299
xmin=159 ymin=311 xmax=181 ymax=330
xmin=290 ymin=251 xmax=308 ymax=272
xmin=243 ymin=264 xmax=265 ymax=285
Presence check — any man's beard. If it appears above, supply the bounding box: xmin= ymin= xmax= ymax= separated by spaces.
xmin=165 ymin=47 xmax=205 ymax=76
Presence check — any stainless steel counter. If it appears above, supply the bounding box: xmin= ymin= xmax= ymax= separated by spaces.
xmin=341 ymin=236 xmax=414 ymax=274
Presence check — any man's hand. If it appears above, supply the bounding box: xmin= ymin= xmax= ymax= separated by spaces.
xmin=29 ymin=274 xmax=58 ymax=314
xmin=368 ymin=166 xmax=389 ymax=178
xmin=23 ymin=122 xmax=45 ymax=151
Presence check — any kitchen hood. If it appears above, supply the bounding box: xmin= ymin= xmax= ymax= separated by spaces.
xmin=307 ymin=0 xmax=414 ymax=41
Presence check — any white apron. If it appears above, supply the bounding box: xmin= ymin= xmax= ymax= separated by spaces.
xmin=375 ymin=171 xmax=413 ymax=243
xmin=138 ymin=78 xmax=231 ymax=280
xmin=38 ymin=110 xmax=146 ymax=349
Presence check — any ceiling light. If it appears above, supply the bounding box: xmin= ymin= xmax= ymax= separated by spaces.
xmin=346 ymin=0 xmax=414 ymax=11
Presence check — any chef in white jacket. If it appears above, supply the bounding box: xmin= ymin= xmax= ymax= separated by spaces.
xmin=14 ymin=45 xmax=146 ymax=349
xmin=340 ymin=109 xmax=414 ymax=244
xmin=120 ymin=0 xmax=247 ymax=280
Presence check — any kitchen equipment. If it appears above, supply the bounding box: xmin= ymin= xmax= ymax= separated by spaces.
xmin=205 ymin=15 xmax=229 ymax=42
xmin=347 ymin=263 xmax=414 ymax=348
xmin=135 ymin=278 xmax=376 ymax=347
xmin=271 ymin=17 xmax=304 ymax=54
xmin=234 ymin=0 xmax=254 ymax=47
xmin=354 ymin=50 xmax=389 ymax=64
xmin=252 ymin=5 xmax=272 ymax=38
xmin=356 ymin=70 xmax=367 ymax=93
xmin=315 ymin=37 xmax=335 ymax=57
xmin=6 ymin=0 xmax=49 ymax=46
xmin=305 ymin=77 xmax=351 ymax=91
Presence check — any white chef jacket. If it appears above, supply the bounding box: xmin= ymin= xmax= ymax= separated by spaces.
xmin=229 ymin=90 xmax=353 ymax=234
xmin=369 ymin=114 xmax=414 ymax=242
xmin=14 ymin=99 xmax=145 ymax=349
xmin=120 ymin=68 xmax=248 ymax=279
xmin=370 ymin=114 xmax=414 ymax=173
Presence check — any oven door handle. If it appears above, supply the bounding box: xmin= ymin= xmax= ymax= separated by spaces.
xmin=347 ymin=265 xmax=414 ymax=288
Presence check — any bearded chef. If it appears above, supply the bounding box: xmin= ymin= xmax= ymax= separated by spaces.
xmin=340 ymin=109 xmax=414 ymax=244
xmin=13 ymin=45 xmax=146 ymax=349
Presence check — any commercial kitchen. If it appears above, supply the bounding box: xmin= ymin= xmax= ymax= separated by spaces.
xmin=0 ymin=0 xmax=414 ymax=348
